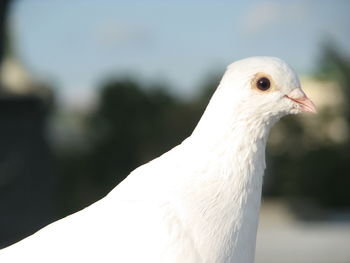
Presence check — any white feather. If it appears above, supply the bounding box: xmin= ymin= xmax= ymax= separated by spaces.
xmin=0 ymin=57 xmax=313 ymax=263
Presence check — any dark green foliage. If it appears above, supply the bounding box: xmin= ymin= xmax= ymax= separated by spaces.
xmin=56 ymin=46 xmax=350 ymax=214
xmin=56 ymin=77 xmax=216 ymax=212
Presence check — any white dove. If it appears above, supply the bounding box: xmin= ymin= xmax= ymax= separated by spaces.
xmin=0 ymin=57 xmax=316 ymax=263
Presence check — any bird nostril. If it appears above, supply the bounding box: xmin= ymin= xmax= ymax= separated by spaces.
xmin=285 ymin=95 xmax=317 ymax=113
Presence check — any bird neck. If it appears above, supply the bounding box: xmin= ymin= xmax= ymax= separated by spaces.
xmin=190 ymin=102 xmax=275 ymax=161
xmin=183 ymin=110 xmax=276 ymax=262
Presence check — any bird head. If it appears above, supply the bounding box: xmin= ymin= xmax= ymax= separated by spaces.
xmin=193 ymin=57 xmax=316 ymax=140
xmin=219 ymin=56 xmax=316 ymax=119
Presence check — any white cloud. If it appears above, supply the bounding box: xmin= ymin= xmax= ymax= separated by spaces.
xmin=93 ymin=20 xmax=153 ymax=48
xmin=240 ymin=1 xmax=308 ymax=35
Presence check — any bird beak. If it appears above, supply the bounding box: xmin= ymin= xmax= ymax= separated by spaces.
xmin=285 ymin=90 xmax=317 ymax=114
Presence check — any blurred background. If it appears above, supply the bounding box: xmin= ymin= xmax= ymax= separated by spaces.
xmin=0 ymin=0 xmax=349 ymax=262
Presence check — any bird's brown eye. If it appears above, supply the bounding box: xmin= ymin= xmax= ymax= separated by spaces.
xmin=256 ymin=77 xmax=270 ymax=91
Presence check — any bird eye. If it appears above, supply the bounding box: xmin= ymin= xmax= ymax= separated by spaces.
xmin=256 ymin=77 xmax=270 ymax=91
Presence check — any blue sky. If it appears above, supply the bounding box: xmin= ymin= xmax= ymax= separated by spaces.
xmin=10 ymin=0 xmax=350 ymax=106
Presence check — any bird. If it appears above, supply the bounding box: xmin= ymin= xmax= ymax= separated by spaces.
xmin=0 ymin=57 xmax=316 ymax=263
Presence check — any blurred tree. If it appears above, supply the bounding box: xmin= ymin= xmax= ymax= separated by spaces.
xmin=0 ymin=0 xmax=12 ymax=65
xmin=57 ymin=79 xmax=203 ymax=213
xmin=317 ymin=42 xmax=350 ymax=120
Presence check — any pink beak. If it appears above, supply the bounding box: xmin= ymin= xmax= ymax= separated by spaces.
xmin=285 ymin=95 xmax=317 ymax=113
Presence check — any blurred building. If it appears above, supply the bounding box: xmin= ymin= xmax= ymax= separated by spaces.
xmin=301 ymin=77 xmax=348 ymax=144
xmin=0 ymin=0 xmax=56 ymax=248
xmin=269 ymin=76 xmax=348 ymax=150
